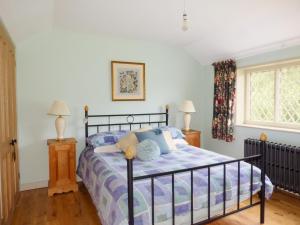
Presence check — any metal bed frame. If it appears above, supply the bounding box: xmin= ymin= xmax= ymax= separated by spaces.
xmin=84 ymin=105 xmax=266 ymax=225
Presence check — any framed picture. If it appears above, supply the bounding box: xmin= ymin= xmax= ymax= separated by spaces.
xmin=111 ymin=61 xmax=146 ymax=101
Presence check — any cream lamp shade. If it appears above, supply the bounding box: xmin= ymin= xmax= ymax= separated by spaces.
xmin=180 ymin=100 xmax=196 ymax=113
xmin=179 ymin=100 xmax=196 ymax=131
xmin=48 ymin=100 xmax=71 ymax=116
xmin=48 ymin=100 xmax=71 ymax=140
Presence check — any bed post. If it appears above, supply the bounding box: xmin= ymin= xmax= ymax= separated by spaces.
xmin=125 ymin=146 xmax=135 ymax=225
xmin=259 ymin=133 xmax=267 ymax=224
xmin=84 ymin=105 xmax=89 ymax=147
xmin=166 ymin=105 xmax=169 ymax=126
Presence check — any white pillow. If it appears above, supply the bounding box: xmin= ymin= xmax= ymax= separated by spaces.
xmin=162 ymin=131 xmax=178 ymax=151
xmin=94 ymin=144 xmax=121 ymax=153
xmin=173 ymin=138 xmax=188 ymax=146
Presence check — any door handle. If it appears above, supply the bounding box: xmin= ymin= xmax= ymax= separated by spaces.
xmin=9 ymin=139 xmax=17 ymax=161
xmin=10 ymin=139 xmax=17 ymax=145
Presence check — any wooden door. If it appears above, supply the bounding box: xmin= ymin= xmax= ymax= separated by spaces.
xmin=0 ymin=20 xmax=19 ymax=225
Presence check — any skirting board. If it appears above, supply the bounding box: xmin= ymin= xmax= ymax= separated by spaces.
xmin=20 ymin=180 xmax=48 ymax=191
xmin=20 ymin=177 xmax=82 ymax=191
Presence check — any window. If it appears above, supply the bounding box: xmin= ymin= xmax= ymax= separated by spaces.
xmin=237 ymin=59 xmax=300 ymax=131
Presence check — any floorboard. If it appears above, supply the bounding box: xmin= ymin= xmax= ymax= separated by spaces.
xmin=12 ymin=183 xmax=300 ymax=225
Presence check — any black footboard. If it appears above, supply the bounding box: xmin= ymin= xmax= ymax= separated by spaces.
xmin=126 ymin=135 xmax=267 ymax=225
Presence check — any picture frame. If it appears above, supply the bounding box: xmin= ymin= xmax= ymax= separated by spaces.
xmin=111 ymin=61 xmax=146 ymax=101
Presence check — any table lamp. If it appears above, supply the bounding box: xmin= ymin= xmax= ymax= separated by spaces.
xmin=179 ymin=100 xmax=196 ymax=131
xmin=48 ymin=100 xmax=71 ymax=140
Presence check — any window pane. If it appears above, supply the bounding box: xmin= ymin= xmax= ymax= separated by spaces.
xmin=279 ymin=65 xmax=300 ymax=124
xmin=250 ymin=71 xmax=275 ymax=122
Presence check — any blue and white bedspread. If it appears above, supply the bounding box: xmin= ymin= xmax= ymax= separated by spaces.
xmin=77 ymin=144 xmax=273 ymax=225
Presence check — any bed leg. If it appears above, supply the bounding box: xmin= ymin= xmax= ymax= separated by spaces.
xmin=84 ymin=105 xmax=89 ymax=147
xmin=127 ymin=158 xmax=134 ymax=225
xmin=260 ymin=133 xmax=267 ymax=224
xmin=260 ymin=185 xmax=265 ymax=224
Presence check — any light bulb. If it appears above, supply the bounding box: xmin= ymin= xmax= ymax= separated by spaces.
xmin=182 ymin=13 xmax=188 ymax=31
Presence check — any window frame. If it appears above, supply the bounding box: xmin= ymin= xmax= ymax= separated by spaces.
xmin=237 ymin=58 xmax=300 ymax=131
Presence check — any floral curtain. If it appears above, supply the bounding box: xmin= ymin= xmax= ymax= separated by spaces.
xmin=212 ymin=59 xmax=236 ymax=142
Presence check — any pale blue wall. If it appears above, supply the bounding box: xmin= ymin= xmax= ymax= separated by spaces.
xmin=198 ymin=46 xmax=300 ymax=158
xmin=16 ymin=28 xmax=300 ymax=185
xmin=16 ymin=29 xmax=202 ymax=185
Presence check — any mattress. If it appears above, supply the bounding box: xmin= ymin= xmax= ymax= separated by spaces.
xmin=77 ymin=143 xmax=273 ymax=225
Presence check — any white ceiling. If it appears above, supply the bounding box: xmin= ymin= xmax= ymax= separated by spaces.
xmin=1 ymin=0 xmax=300 ymax=64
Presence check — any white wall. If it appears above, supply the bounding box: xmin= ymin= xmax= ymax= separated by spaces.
xmin=198 ymin=46 xmax=300 ymax=158
xmin=16 ymin=29 xmax=202 ymax=186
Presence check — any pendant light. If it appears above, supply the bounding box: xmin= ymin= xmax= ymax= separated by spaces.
xmin=182 ymin=0 xmax=188 ymax=31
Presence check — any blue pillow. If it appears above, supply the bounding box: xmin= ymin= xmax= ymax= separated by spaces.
xmin=136 ymin=139 xmax=161 ymax=161
xmin=159 ymin=126 xmax=185 ymax=139
xmin=87 ymin=130 xmax=128 ymax=148
xmin=135 ymin=129 xmax=171 ymax=154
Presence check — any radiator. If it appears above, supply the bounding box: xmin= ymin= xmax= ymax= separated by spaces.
xmin=245 ymin=139 xmax=300 ymax=195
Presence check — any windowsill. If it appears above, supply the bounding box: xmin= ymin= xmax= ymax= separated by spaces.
xmin=235 ymin=123 xmax=300 ymax=134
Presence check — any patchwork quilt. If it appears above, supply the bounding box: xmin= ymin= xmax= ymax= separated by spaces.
xmin=77 ymin=144 xmax=273 ymax=225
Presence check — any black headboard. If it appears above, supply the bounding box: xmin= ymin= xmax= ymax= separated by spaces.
xmin=84 ymin=105 xmax=169 ymax=144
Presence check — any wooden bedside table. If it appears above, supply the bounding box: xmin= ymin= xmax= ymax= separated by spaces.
xmin=182 ymin=129 xmax=201 ymax=148
xmin=47 ymin=138 xmax=78 ymax=196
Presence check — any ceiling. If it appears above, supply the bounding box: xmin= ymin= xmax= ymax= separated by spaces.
xmin=1 ymin=0 xmax=300 ymax=64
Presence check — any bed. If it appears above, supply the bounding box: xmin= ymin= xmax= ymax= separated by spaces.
xmin=77 ymin=106 xmax=273 ymax=225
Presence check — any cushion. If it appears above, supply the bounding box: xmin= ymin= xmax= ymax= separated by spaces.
xmin=115 ymin=126 xmax=152 ymax=151
xmin=160 ymin=126 xmax=185 ymax=139
xmin=162 ymin=131 xmax=177 ymax=151
xmin=115 ymin=132 xmax=138 ymax=151
xmin=136 ymin=139 xmax=160 ymax=161
xmin=87 ymin=130 xmax=128 ymax=148
xmin=135 ymin=129 xmax=171 ymax=154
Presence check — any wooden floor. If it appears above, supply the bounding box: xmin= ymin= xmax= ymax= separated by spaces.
xmin=12 ymin=183 xmax=300 ymax=225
